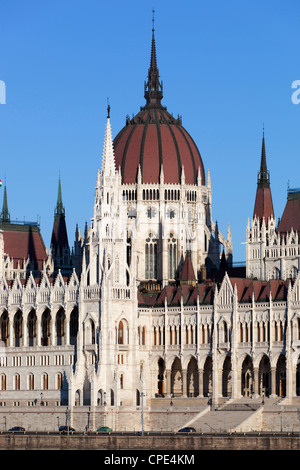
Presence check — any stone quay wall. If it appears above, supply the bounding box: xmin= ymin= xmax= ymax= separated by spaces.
xmin=0 ymin=434 xmax=299 ymax=451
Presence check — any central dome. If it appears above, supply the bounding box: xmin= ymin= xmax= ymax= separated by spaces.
xmin=113 ymin=25 xmax=205 ymax=186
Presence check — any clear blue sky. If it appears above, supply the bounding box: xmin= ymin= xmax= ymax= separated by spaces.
xmin=0 ymin=0 xmax=299 ymax=262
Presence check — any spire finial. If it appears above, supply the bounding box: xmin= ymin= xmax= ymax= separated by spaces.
xmin=144 ymin=11 xmax=163 ymax=108
xmin=107 ymin=98 xmax=110 ymax=119
xmin=0 ymin=178 xmax=10 ymax=223
xmin=54 ymin=174 xmax=65 ymax=220
xmin=257 ymin=127 xmax=270 ymax=188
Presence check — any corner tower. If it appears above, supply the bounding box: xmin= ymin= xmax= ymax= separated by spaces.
xmin=253 ymin=130 xmax=275 ymax=223
xmin=246 ymin=131 xmax=276 ymax=279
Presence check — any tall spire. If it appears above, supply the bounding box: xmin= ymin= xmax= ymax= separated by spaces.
xmin=101 ymin=104 xmax=116 ymax=176
xmin=50 ymin=175 xmax=71 ymax=274
xmin=253 ymin=129 xmax=275 ymax=222
xmin=0 ymin=179 xmax=10 ymax=223
xmin=257 ymin=128 xmax=270 ymax=188
xmin=144 ymin=9 xmax=163 ymax=108
xmin=54 ymin=174 xmax=65 ymax=221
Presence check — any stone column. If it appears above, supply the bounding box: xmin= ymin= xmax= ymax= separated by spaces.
xmin=162 ymin=237 xmax=168 ymax=287
xmin=212 ymin=353 xmax=219 ymax=403
xmin=182 ymin=369 xmax=187 ymax=397
xmin=66 ymin=310 xmax=70 ymax=345
xmin=253 ymin=366 xmax=259 ymax=397
xmin=231 ymin=357 xmax=240 ymax=399
xmin=9 ymin=315 xmax=13 ymax=347
xmin=37 ymin=314 xmax=41 ymax=346
xmin=166 ymin=369 xmax=171 ymax=395
xmin=271 ymin=366 xmax=277 ymax=397
xmin=51 ymin=313 xmax=56 ymax=346
xmin=287 ymin=362 xmax=295 ymax=399
xmin=23 ymin=313 xmax=27 ymax=347
xmin=198 ymin=367 xmax=203 ymax=397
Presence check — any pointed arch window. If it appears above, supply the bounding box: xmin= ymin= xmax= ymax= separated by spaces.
xmin=56 ymin=373 xmax=63 ymax=390
xmin=290 ymin=266 xmax=298 ymax=279
xmin=70 ymin=307 xmax=78 ymax=345
xmin=28 ymin=310 xmax=37 ymax=347
xmin=271 ymin=267 xmax=280 ymax=280
xmin=0 ymin=374 xmax=6 ymax=391
xmin=42 ymin=373 xmax=48 ymax=390
xmin=118 ymin=321 xmax=124 ymax=345
xmin=56 ymin=308 xmax=65 ymax=346
xmin=28 ymin=373 xmax=34 ymax=390
xmin=142 ymin=326 xmax=146 ymax=345
xmin=41 ymin=309 xmax=51 ymax=346
xmin=14 ymin=311 xmax=23 ymax=347
xmin=14 ymin=373 xmax=20 ymax=391
xmin=0 ymin=311 xmax=9 ymax=347
xmin=145 ymin=233 xmax=157 ymax=279
xmin=168 ymin=233 xmax=177 ymax=279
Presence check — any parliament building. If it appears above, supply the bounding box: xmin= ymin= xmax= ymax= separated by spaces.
xmin=0 ymin=20 xmax=300 ymax=432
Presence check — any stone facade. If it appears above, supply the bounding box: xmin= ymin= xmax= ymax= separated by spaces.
xmin=0 ymin=21 xmax=299 ymax=433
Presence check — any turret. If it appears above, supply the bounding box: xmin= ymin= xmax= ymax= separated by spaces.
xmin=49 ymin=176 xmax=71 ymax=275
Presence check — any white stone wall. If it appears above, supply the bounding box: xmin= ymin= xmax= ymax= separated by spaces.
xmin=246 ymin=216 xmax=300 ymax=281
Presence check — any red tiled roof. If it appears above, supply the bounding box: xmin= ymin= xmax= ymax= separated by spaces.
xmin=2 ymin=224 xmax=47 ymax=270
xmin=180 ymin=251 xmax=197 ymax=285
xmin=113 ymin=107 xmax=205 ymax=185
xmin=277 ymin=192 xmax=300 ymax=235
xmin=50 ymin=216 xmax=69 ymax=255
xmin=138 ymin=277 xmax=289 ymax=307
xmin=231 ymin=277 xmax=288 ymax=303
xmin=253 ymin=186 xmax=275 ymax=223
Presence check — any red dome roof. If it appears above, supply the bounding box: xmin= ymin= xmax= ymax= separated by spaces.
xmin=113 ymin=22 xmax=205 ymax=186
xmin=113 ymin=107 xmax=205 ymax=185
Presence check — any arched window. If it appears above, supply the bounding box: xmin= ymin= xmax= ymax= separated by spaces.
xmin=110 ymin=389 xmax=114 ymax=406
xmin=136 ymin=390 xmax=141 ymax=406
xmin=14 ymin=374 xmax=20 ymax=391
xmin=145 ymin=233 xmax=157 ymax=279
xmin=75 ymin=390 xmax=80 ymax=406
xmin=56 ymin=309 xmax=65 ymax=346
xmin=142 ymin=327 xmax=145 ymax=345
xmin=0 ymin=311 xmax=9 ymax=347
xmin=42 ymin=373 xmax=48 ymax=390
xmin=271 ymin=267 xmax=280 ymax=280
xmin=85 ymin=319 xmax=95 ymax=345
xmin=27 ymin=310 xmax=37 ymax=347
xmin=0 ymin=374 xmax=6 ymax=391
xmin=168 ymin=233 xmax=177 ymax=279
xmin=41 ymin=309 xmax=51 ymax=346
xmin=56 ymin=373 xmax=63 ymax=390
xmin=28 ymin=373 xmax=34 ymax=390
xmin=118 ymin=321 xmax=124 ymax=345
xmin=290 ymin=266 xmax=298 ymax=279
xmin=223 ymin=321 xmax=228 ymax=343
xmin=14 ymin=311 xmax=23 ymax=347
xmin=70 ymin=307 xmax=78 ymax=345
